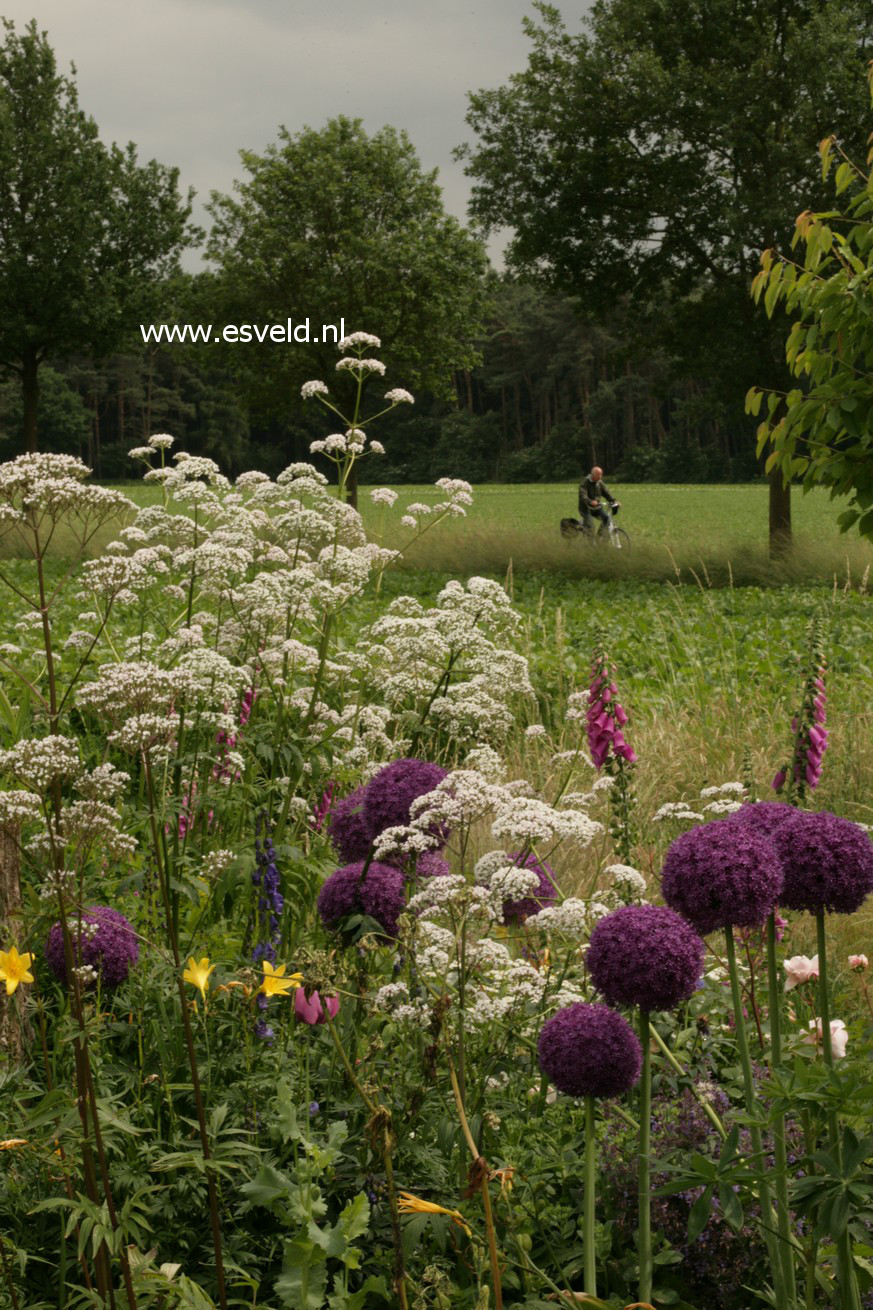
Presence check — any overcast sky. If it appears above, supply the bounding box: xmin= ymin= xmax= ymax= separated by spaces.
xmin=2 ymin=0 xmax=590 ymax=267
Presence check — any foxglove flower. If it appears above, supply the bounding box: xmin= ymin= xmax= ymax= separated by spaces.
xmin=773 ymin=620 xmax=829 ymax=795
xmin=586 ymin=644 xmax=637 ymax=770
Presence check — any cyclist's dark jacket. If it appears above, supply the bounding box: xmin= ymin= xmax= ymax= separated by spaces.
xmin=578 ymin=476 xmax=616 ymax=515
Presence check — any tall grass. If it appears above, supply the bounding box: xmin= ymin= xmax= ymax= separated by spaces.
xmin=396 ymin=521 xmax=873 ymax=588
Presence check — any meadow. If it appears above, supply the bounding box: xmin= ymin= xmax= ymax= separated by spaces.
xmin=1 ymin=446 xmax=872 ymax=1310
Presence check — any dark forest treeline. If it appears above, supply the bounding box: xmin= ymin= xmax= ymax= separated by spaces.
xmin=0 ymin=276 xmax=763 ymax=485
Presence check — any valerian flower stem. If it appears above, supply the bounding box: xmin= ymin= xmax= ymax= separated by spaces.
xmin=323 ymin=1008 xmax=409 ymax=1310
xmin=143 ymin=757 xmax=227 ymax=1310
xmin=447 ymin=1059 xmax=504 ymax=1310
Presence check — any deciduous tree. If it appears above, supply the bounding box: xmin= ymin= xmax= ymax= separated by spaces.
xmin=0 ymin=20 xmax=195 ymax=452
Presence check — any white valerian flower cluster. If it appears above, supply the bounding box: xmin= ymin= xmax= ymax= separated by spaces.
xmin=702 ymin=798 xmax=743 ymax=815
xmin=604 ymin=863 xmax=648 ymax=902
xmin=529 ymin=896 xmax=611 ymax=938
xmin=699 ymin=781 xmax=746 ymax=797
xmin=0 ymin=736 xmax=82 ymax=790
xmin=336 ymin=356 xmax=386 ymax=376
xmin=0 ymin=790 xmax=44 ymax=824
xmin=652 ymin=801 xmax=705 ymax=823
xmin=339 ymin=331 xmax=382 ymax=352
xmin=370 ymin=487 xmax=398 ymax=507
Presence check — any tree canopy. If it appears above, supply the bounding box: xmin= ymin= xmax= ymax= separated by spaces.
xmin=0 ymin=19 xmax=196 ymax=451
xmin=749 ymin=113 xmax=873 ymax=541
xmin=205 ymin=116 xmax=488 ymax=417
xmin=459 ymin=0 xmax=873 ymax=541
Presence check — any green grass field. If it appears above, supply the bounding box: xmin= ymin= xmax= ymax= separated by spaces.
xmin=75 ymin=479 xmax=872 ymax=587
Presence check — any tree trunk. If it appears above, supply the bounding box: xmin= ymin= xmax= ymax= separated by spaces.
xmin=22 ymin=348 xmax=39 ymax=453
xmin=345 ymin=460 xmax=358 ymax=510
xmin=768 ymin=466 xmax=792 ymax=555
xmin=0 ymin=825 xmax=29 ymax=1061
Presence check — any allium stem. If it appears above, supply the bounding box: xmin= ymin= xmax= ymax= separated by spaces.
xmin=638 ymin=1010 xmax=652 ymax=1304
xmin=583 ymin=1095 xmax=597 ymax=1298
xmin=766 ymin=913 xmax=798 ymax=1304
xmin=816 ymin=913 xmax=862 ymax=1310
xmin=725 ymin=926 xmax=785 ymax=1310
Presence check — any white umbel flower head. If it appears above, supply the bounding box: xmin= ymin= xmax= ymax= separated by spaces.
xmin=385 ymin=388 xmax=414 ymax=405
xmin=336 ymin=357 xmax=386 ymax=376
xmin=301 ymin=380 xmax=329 ymax=399
xmin=338 ymin=331 xmax=381 ymax=352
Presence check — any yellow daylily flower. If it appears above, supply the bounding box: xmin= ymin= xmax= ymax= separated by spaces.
xmin=0 ymin=946 xmax=34 ymax=996
xmin=397 ymin=1191 xmax=471 ymax=1237
xmin=183 ymin=956 xmax=215 ymax=1002
xmin=258 ymin=962 xmax=303 ymax=999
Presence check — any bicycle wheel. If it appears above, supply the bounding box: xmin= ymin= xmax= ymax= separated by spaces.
xmin=608 ymin=527 xmax=631 ymax=551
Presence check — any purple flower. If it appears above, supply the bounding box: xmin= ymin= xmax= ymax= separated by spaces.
xmin=362 ymin=759 xmax=448 ymax=840
xmin=416 ymin=850 xmax=451 ymax=880
xmin=537 ymin=1002 xmax=642 ymax=1098
xmin=660 ymin=820 xmax=783 ymax=935
xmin=587 ymin=905 xmax=705 ymax=1012
xmin=327 ymin=785 xmax=372 ymax=863
xmin=45 ymin=906 xmax=138 ymax=989
xmin=295 ymin=988 xmax=340 ymax=1025
xmin=317 ymin=861 xmax=407 ymax=938
xmin=587 ymin=648 xmax=637 ymax=770
xmin=726 ymin=801 xmax=795 ymax=837
xmin=769 ymin=810 xmax=873 ymax=915
xmin=252 ymin=820 xmax=284 ymax=966
xmin=502 ymin=852 xmax=558 ymax=923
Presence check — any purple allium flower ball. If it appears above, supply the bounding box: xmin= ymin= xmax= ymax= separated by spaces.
xmin=725 ymin=801 xmax=795 ymax=838
xmin=537 ymin=1002 xmax=642 ymax=1099
xmin=503 ymin=852 xmax=558 ymax=923
xmin=660 ymin=820 xmax=783 ymax=935
xmin=362 ymin=758 xmax=447 ymax=840
xmin=317 ymin=861 xmax=407 ymax=937
xmin=327 ymin=785 xmax=372 ymax=862
xmin=769 ymin=810 xmax=873 ymax=915
xmin=416 ymin=851 xmax=451 ymax=879
xmin=45 ymin=905 xmax=139 ymax=989
xmin=587 ymin=905 xmax=705 ymax=1012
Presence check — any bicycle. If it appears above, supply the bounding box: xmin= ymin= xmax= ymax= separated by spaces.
xmin=560 ymin=502 xmax=631 ymax=551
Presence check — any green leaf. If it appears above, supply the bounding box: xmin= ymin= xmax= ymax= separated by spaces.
xmin=687 ymin=1185 xmax=714 ymax=1242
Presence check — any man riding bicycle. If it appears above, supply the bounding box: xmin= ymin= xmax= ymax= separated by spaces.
xmin=578 ymin=466 xmax=621 ymax=538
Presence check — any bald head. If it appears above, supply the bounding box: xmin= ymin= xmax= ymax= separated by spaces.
xmin=591 ymin=466 xmax=603 ymax=481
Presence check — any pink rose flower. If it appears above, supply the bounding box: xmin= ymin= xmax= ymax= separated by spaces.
xmin=803 ymin=1017 xmax=848 ymax=1059
xmin=294 ymin=988 xmax=340 ymax=1026
xmin=783 ymin=953 xmax=819 ymax=991
xmin=849 ymin=954 xmax=868 ymax=972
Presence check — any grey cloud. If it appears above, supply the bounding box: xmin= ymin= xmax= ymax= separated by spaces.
xmin=5 ymin=0 xmax=594 ymax=266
